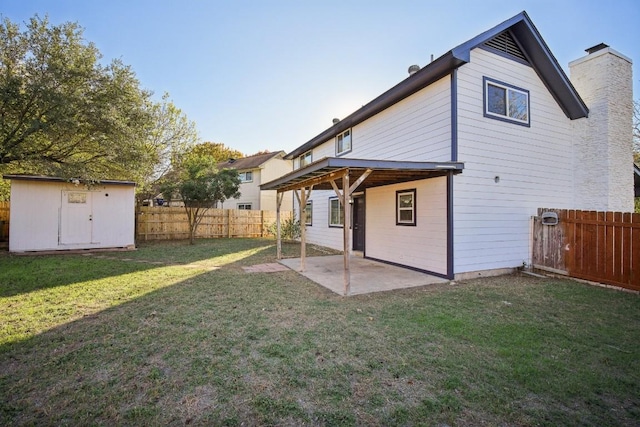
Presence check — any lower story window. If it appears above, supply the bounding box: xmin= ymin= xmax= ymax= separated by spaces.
xmin=329 ymin=197 xmax=344 ymax=227
xmin=238 ymin=203 xmax=252 ymax=210
xmin=396 ymin=189 xmax=416 ymax=226
xmin=304 ymin=201 xmax=312 ymax=225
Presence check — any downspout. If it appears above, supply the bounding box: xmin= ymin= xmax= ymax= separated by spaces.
xmin=451 ymin=69 xmax=458 ymax=162
xmin=447 ymin=70 xmax=458 ymax=280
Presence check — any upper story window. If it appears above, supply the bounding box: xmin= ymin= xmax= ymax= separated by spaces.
xmin=483 ymin=77 xmax=530 ymax=126
xmin=238 ymin=171 xmax=253 ymax=182
xmin=335 ymin=129 xmax=352 ymax=156
xmin=299 ymin=151 xmax=312 ymax=168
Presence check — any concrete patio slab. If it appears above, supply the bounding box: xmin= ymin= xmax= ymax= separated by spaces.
xmin=279 ymin=255 xmax=449 ymax=295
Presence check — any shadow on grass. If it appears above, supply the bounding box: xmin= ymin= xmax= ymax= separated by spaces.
xmin=0 ymin=244 xmax=347 ymax=425
xmin=2 ymin=240 xmax=639 ymax=426
xmin=0 ymin=238 xmax=332 ymax=298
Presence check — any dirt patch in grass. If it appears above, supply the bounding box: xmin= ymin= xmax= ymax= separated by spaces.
xmin=1 ymin=239 xmax=639 ymax=426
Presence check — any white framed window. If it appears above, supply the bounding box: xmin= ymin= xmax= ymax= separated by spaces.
xmin=483 ymin=77 xmax=530 ymax=126
xmin=299 ymin=151 xmax=312 ymax=168
xmin=328 ymin=197 xmax=344 ymax=227
xmin=396 ymin=189 xmax=416 ymax=226
xmin=303 ymin=201 xmax=312 ymax=225
xmin=238 ymin=203 xmax=252 ymax=210
xmin=238 ymin=171 xmax=253 ymax=182
xmin=335 ymin=129 xmax=352 ymax=156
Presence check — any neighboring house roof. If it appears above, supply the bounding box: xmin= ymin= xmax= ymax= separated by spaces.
xmin=634 ymin=164 xmax=640 ymax=197
xmin=2 ymin=174 xmax=136 ymax=186
xmin=285 ymin=10 xmax=589 ymax=160
xmin=218 ymin=151 xmax=285 ymax=171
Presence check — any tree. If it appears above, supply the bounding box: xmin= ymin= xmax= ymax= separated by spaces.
xmin=136 ymin=93 xmax=199 ymax=204
xmin=0 ymin=15 xmax=153 ymax=182
xmin=160 ymin=154 xmax=241 ymax=244
xmin=186 ymin=142 xmax=244 ymax=164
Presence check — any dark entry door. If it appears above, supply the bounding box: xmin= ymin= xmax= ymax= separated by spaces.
xmin=352 ymin=196 xmax=365 ymax=251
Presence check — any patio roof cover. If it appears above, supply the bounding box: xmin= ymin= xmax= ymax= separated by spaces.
xmin=260 ymin=157 xmax=464 ymax=193
xmin=261 ymin=158 xmax=464 ymax=296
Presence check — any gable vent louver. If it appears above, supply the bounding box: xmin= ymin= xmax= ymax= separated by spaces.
xmin=484 ymin=31 xmax=528 ymax=62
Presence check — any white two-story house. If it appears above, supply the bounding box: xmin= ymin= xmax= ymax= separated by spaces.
xmin=219 ymin=151 xmax=292 ymax=211
xmin=261 ymin=11 xmax=634 ymax=282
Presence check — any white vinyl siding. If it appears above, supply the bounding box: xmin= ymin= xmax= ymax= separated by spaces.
xmin=454 ymin=48 xmax=576 ymax=274
xmin=259 ymin=156 xmax=294 ymax=212
xmin=299 ymin=76 xmax=453 ymax=256
xmin=303 ymin=76 xmax=452 ymax=163
xmin=231 ymin=169 xmax=261 ymax=209
xmin=367 ymin=178 xmax=447 ymax=275
xmin=299 ymin=192 xmax=345 ymax=250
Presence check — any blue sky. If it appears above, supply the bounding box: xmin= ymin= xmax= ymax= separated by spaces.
xmin=2 ymin=0 xmax=639 ymax=155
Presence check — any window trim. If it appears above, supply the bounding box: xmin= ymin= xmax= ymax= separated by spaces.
xmin=335 ymin=128 xmax=352 ymax=156
xmin=298 ymin=151 xmax=312 ymax=169
xmin=396 ymin=189 xmax=416 ymax=226
xmin=483 ymin=77 xmax=530 ymax=127
xmin=237 ymin=203 xmax=252 ymax=210
xmin=303 ymin=201 xmax=312 ymax=226
xmin=328 ymin=197 xmax=344 ymax=228
xmin=238 ymin=171 xmax=253 ymax=183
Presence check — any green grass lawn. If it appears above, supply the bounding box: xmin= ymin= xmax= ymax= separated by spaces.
xmin=1 ymin=239 xmax=639 ymax=426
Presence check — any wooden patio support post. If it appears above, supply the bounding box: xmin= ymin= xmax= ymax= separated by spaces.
xmin=293 ymin=189 xmax=307 ymax=272
xmin=276 ymin=191 xmax=283 ymax=260
xmin=343 ymin=171 xmax=351 ymax=296
xmin=299 ymin=188 xmax=308 ymax=272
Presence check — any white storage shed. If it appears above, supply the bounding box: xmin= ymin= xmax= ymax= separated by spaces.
xmin=4 ymin=175 xmax=136 ymax=253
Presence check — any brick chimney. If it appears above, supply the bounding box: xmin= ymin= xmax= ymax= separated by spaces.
xmin=569 ymin=44 xmax=634 ymax=212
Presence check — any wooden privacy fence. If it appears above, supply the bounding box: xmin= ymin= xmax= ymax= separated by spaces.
xmin=0 ymin=201 xmax=9 ymax=242
xmin=136 ymin=207 xmax=293 ymax=241
xmin=532 ymin=208 xmax=640 ymax=291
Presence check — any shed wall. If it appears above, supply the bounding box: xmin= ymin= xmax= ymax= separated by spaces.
xmin=9 ymin=180 xmax=134 ymax=252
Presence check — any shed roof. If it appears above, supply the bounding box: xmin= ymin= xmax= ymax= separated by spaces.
xmin=2 ymin=175 xmax=136 ymax=186
xmin=218 ymin=151 xmax=285 ymax=171
xmin=286 ymin=11 xmax=588 ymax=160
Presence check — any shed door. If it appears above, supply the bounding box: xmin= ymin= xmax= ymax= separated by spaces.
xmin=60 ymin=191 xmax=93 ymax=244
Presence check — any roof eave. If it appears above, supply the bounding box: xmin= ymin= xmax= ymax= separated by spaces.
xmin=285 ymin=11 xmax=589 ymax=161
xmin=2 ymin=174 xmax=137 ymax=186
xmin=285 ymin=51 xmax=466 ymax=160
xmin=452 ymin=11 xmax=588 ymax=120
xmin=261 ymin=157 xmax=464 ymax=191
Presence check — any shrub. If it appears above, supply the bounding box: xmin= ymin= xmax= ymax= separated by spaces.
xmin=266 ymin=217 xmax=301 ymax=241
